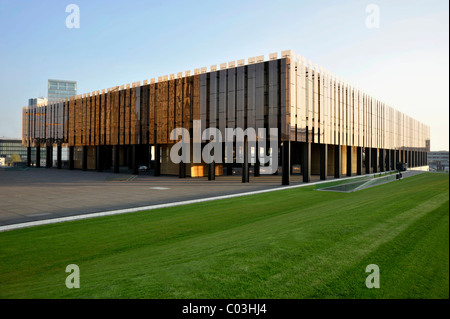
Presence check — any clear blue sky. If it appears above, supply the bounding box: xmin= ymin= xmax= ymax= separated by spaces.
xmin=0 ymin=0 xmax=448 ymax=150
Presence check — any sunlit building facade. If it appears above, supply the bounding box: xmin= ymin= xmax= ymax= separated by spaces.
xmin=22 ymin=51 xmax=430 ymax=184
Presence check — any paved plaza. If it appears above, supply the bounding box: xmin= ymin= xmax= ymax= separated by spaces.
xmin=0 ymin=167 xmax=325 ymax=226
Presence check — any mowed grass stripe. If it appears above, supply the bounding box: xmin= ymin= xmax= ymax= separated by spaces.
xmin=0 ymin=173 xmax=448 ymax=298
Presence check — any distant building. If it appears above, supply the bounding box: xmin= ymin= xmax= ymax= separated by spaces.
xmin=428 ymin=151 xmax=449 ymax=172
xmin=48 ymin=79 xmax=77 ymax=102
xmin=0 ymin=157 xmax=5 ymax=166
xmin=28 ymin=97 xmax=48 ymax=106
xmin=0 ymin=138 xmax=45 ymax=166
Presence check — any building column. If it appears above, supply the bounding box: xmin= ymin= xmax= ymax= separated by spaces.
xmin=384 ymin=149 xmax=389 ymax=171
xmin=334 ymin=144 xmax=341 ymax=178
xmin=254 ymin=152 xmax=260 ymax=177
xmin=365 ymin=147 xmax=371 ymax=174
xmin=282 ymin=140 xmax=290 ymax=185
xmin=372 ymin=148 xmax=378 ymax=173
xmin=346 ymin=145 xmax=352 ymax=177
xmin=320 ymin=143 xmax=327 ymax=180
xmin=208 ymin=162 xmax=215 ymax=181
xmin=242 ymin=136 xmax=249 ymax=183
xmin=356 ymin=146 xmax=363 ymax=175
xmin=69 ymin=146 xmax=75 ymax=170
xmin=379 ymin=149 xmax=385 ymax=172
xmin=132 ymin=145 xmax=138 ymax=175
xmin=113 ymin=145 xmax=120 ymax=174
xmin=154 ymin=144 xmax=160 ymax=176
xmin=36 ymin=146 xmax=41 ymax=168
xmin=57 ymin=144 xmax=62 ymax=169
xmin=303 ymin=142 xmax=311 ymax=182
xmin=179 ymin=162 xmax=186 ymax=178
xmin=82 ymin=146 xmax=88 ymax=171
xmin=96 ymin=146 xmax=102 ymax=172
xmin=27 ymin=147 xmax=31 ymax=167
xmin=127 ymin=146 xmax=133 ymax=170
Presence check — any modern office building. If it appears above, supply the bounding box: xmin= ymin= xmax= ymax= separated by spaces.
xmin=28 ymin=97 xmax=48 ymax=107
xmin=428 ymin=151 xmax=449 ymax=172
xmin=22 ymin=50 xmax=430 ymax=184
xmin=0 ymin=137 xmax=44 ymax=166
xmin=48 ymin=79 xmax=77 ymax=103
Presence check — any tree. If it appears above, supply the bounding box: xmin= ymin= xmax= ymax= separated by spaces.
xmin=10 ymin=153 xmax=21 ymax=163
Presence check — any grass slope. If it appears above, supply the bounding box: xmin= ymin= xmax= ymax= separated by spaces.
xmin=0 ymin=173 xmax=448 ymax=299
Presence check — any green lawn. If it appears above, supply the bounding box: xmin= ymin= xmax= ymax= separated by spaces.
xmin=0 ymin=173 xmax=448 ymax=299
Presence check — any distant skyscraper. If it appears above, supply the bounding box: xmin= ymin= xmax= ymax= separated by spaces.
xmin=47 ymin=79 xmax=77 ymax=102
xmin=28 ymin=97 xmax=47 ymax=106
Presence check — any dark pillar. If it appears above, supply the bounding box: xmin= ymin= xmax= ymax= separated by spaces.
xmin=242 ymin=136 xmax=249 ymax=183
xmin=334 ymin=145 xmax=341 ymax=178
xmin=113 ymin=145 xmax=119 ymax=173
xmin=254 ymin=155 xmax=260 ymax=177
xmin=127 ymin=146 xmax=133 ymax=170
xmin=365 ymin=147 xmax=371 ymax=174
xmin=282 ymin=141 xmax=290 ymax=185
xmin=357 ymin=147 xmax=363 ymax=175
xmin=372 ymin=148 xmax=378 ymax=173
xmin=346 ymin=145 xmax=352 ymax=177
xmin=82 ymin=146 xmax=88 ymax=171
xmin=45 ymin=146 xmax=52 ymax=168
xmin=154 ymin=144 xmax=160 ymax=176
xmin=27 ymin=147 xmax=31 ymax=167
xmin=208 ymin=162 xmax=215 ymax=181
xmin=385 ymin=149 xmax=390 ymax=171
xmin=227 ymin=163 xmax=233 ymax=176
xmin=179 ymin=162 xmax=186 ymax=178
xmin=96 ymin=146 xmax=102 ymax=172
xmin=303 ymin=142 xmax=311 ymax=182
xmin=320 ymin=143 xmax=327 ymax=180
xmin=132 ymin=145 xmax=138 ymax=175
xmin=69 ymin=146 xmax=75 ymax=170
xmin=379 ymin=149 xmax=385 ymax=172
xmin=36 ymin=146 xmax=41 ymax=168
xmin=57 ymin=144 xmax=62 ymax=169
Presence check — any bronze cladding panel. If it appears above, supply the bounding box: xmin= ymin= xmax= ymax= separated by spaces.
xmin=247 ymin=64 xmax=256 ymax=130
xmin=209 ymin=71 xmax=218 ymax=128
xmin=75 ymin=97 xmax=81 ymax=147
xmin=95 ymin=93 xmax=100 ymax=145
xmin=100 ymin=91 xmax=106 ymax=145
xmin=280 ymin=58 xmax=290 ymax=141
xmin=268 ymin=60 xmax=278 ymax=134
xmin=183 ymin=77 xmax=191 ymax=132
xmin=200 ymin=74 xmax=207 ymax=128
xmin=90 ymin=93 xmax=96 ymax=146
xmin=149 ymin=84 xmax=156 ymax=144
xmin=218 ymin=70 xmax=226 ymax=137
xmin=119 ymin=89 xmax=125 ymax=145
xmin=193 ymin=75 xmax=200 ymax=122
xmin=157 ymin=81 xmax=168 ymax=144
xmin=130 ymin=87 xmax=137 ymax=145
xmin=168 ymin=80 xmax=176 ymax=144
xmin=86 ymin=94 xmax=91 ymax=145
xmin=255 ymin=62 xmax=264 ymax=130
xmin=236 ymin=66 xmax=245 ymax=130
xmin=112 ymin=88 xmax=119 ymax=145
xmin=125 ymin=87 xmax=131 ymax=145
xmin=227 ymin=68 xmax=236 ymax=129
xmin=106 ymin=90 xmax=111 ymax=145
xmin=141 ymin=85 xmax=149 ymax=145
xmin=175 ymin=79 xmax=183 ymax=141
